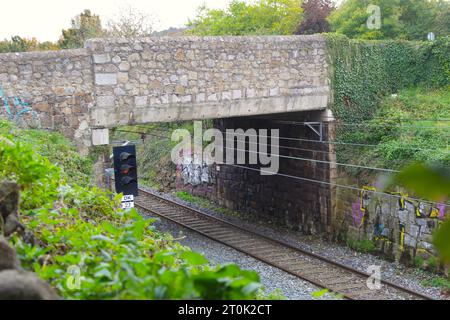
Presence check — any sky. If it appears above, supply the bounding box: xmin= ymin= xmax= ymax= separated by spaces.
xmin=0 ymin=0 xmax=233 ymax=42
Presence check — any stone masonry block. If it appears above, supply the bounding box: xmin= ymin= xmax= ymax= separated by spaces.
xmin=93 ymin=53 xmax=111 ymax=64
xmin=96 ymin=95 xmax=115 ymax=107
xmin=92 ymin=128 xmax=109 ymax=146
xmin=95 ymin=73 xmax=117 ymax=85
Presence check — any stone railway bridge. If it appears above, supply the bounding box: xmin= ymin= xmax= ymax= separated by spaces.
xmin=0 ymin=35 xmax=331 ymax=149
xmin=0 ymin=35 xmax=335 ymax=237
xmin=1 ymin=35 xmax=444 ymax=262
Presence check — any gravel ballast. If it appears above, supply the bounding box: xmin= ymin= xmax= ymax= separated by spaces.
xmin=139 ymin=186 xmax=448 ymax=300
xmin=142 ymin=210 xmax=336 ymax=300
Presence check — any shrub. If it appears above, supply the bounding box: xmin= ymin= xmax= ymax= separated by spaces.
xmin=1 ymin=120 xmax=267 ymax=300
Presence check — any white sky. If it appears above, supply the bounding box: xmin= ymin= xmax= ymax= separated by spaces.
xmin=0 ymin=0 xmax=233 ymax=42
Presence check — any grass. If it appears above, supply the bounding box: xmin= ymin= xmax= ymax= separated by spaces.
xmin=421 ymin=277 xmax=450 ymax=291
xmin=0 ymin=120 xmax=93 ymax=186
xmin=176 ymin=191 xmax=214 ymax=208
xmin=346 ymin=236 xmax=376 ymax=253
xmin=338 ymin=86 xmax=450 ymax=179
xmin=175 ymin=191 xmax=243 ymax=219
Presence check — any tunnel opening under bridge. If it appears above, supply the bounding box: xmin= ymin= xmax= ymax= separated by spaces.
xmin=107 ymin=110 xmax=337 ymax=235
xmin=166 ymin=112 xmax=336 ymax=234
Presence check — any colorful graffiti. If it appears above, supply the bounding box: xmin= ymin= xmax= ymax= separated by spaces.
xmin=0 ymin=86 xmax=37 ymax=125
xmin=352 ymin=186 xmax=446 ymax=228
xmin=351 ymin=185 xmax=447 ymax=255
xmin=351 ymin=186 xmax=376 ymax=228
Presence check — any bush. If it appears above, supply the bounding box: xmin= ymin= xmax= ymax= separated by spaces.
xmin=325 ymin=35 xmax=449 ymax=179
xmin=13 ymin=203 xmax=262 ymax=299
xmin=1 ymin=121 xmax=267 ymax=300
xmin=0 ymin=120 xmax=92 ymax=187
xmin=346 ymin=236 xmax=376 ymax=253
xmin=325 ymin=34 xmax=449 ymax=123
xmin=336 ymin=87 xmax=450 ymax=176
xmin=0 ymin=136 xmax=60 ymax=209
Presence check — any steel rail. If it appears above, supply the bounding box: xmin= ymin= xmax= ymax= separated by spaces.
xmin=134 ymin=187 xmax=434 ymax=301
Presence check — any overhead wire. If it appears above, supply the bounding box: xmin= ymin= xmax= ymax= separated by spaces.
xmin=115 ymin=128 xmax=449 ymax=207
xmin=129 ymin=125 xmax=449 ymax=153
xmin=226 ymin=164 xmax=449 ymax=208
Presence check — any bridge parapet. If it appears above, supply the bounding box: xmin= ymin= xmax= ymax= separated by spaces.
xmin=87 ymin=35 xmax=330 ymax=130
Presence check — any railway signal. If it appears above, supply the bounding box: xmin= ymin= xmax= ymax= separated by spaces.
xmin=113 ymin=145 xmax=138 ymax=197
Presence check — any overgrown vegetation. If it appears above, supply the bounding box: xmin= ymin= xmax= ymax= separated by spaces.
xmin=0 ymin=120 xmax=92 ymax=188
xmin=326 ymin=34 xmax=449 ymax=122
xmin=0 ymin=120 xmax=272 ymax=300
xmin=326 ymin=34 xmax=449 ymax=178
xmin=336 ymin=87 xmax=449 ymax=176
xmin=329 ymin=0 xmax=450 ymax=40
xmin=421 ymin=276 xmax=450 ymax=292
xmin=176 ymin=191 xmax=212 ymax=207
xmin=188 ymin=0 xmax=303 ymax=36
xmin=345 ymin=236 xmax=376 ymax=253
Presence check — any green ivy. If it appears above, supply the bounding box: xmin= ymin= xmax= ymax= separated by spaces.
xmin=325 ymin=34 xmax=449 ymax=123
xmin=325 ymin=34 xmax=449 ymax=177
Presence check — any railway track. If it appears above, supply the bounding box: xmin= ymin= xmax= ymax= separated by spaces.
xmin=134 ymin=188 xmax=433 ymax=300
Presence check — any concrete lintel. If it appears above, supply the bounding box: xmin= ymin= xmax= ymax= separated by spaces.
xmin=92 ymin=94 xmax=330 ymax=128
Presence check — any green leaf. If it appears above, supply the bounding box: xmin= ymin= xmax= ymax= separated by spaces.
xmin=94 ymin=268 xmax=113 ymax=280
xmin=433 ymin=220 xmax=450 ymax=264
xmin=90 ymin=235 xmax=113 ymax=242
xmin=102 ymin=221 xmax=119 ymax=235
xmin=242 ymin=282 xmax=262 ymax=295
xmin=132 ymin=220 xmax=146 ymax=240
xmin=312 ymin=289 xmax=329 ymax=299
xmin=391 ymin=163 xmax=450 ymax=201
xmin=181 ymin=251 xmax=208 ymax=266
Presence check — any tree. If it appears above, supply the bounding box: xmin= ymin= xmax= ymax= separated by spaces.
xmin=0 ymin=36 xmax=59 ymax=53
xmin=295 ymin=0 xmax=334 ymax=35
xmin=59 ymin=10 xmax=105 ymax=49
xmin=187 ymin=0 xmax=303 ymax=36
xmin=398 ymin=0 xmax=449 ymax=40
xmin=106 ymin=6 xmax=156 ymax=38
xmin=328 ymin=0 xmax=450 ymax=40
xmin=328 ymin=0 xmax=403 ymax=40
xmin=434 ymin=0 xmax=450 ymax=37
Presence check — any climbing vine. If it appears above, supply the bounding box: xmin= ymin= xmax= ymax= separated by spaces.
xmin=324 ymin=34 xmax=449 ymax=177
xmin=325 ymin=34 xmax=449 ymax=123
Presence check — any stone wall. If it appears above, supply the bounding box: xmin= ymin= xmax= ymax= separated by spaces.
xmin=0 ymin=49 xmax=94 ymax=152
xmin=86 ymin=36 xmax=330 ymax=129
xmin=0 ymin=36 xmax=330 ymax=152
xmin=1 ymin=36 xmax=330 ymax=151
xmin=335 ymin=174 xmax=448 ymax=265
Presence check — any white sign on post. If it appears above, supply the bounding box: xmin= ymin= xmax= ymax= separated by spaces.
xmin=122 ymin=195 xmax=134 ymax=202
xmin=121 ymin=201 xmax=135 ymax=209
xmin=121 ymin=194 xmax=135 ymax=209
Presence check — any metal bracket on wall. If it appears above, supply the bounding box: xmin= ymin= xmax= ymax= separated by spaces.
xmin=304 ymin=122 xmax=323 ymax=142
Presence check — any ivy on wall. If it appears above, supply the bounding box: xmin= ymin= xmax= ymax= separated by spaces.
xmin=325 ymin=34 xmax=449 ymax=123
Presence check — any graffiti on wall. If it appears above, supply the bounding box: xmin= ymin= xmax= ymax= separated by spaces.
xmin=351 ymin=186 xmax=447 ymax=254
xmin=175 ymin=150 xmax=213 ymax=187
xmin=0 ymin=86 xmax=37 ymax=126
xmin=352 ymin=186 xmax=376 ymax=228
